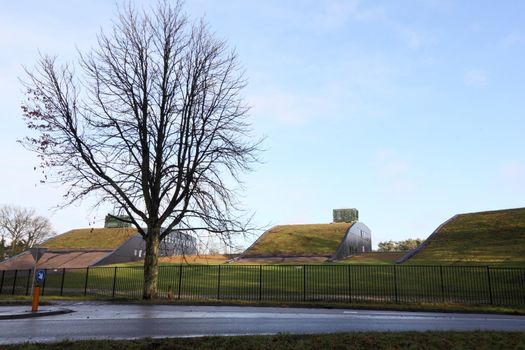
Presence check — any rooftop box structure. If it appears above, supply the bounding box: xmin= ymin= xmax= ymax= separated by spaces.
xmin=333 ymin=208 xmax=358 ymax=223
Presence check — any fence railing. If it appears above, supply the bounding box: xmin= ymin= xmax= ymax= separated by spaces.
xmin=0 ymin=265 xmax=524 ymax=306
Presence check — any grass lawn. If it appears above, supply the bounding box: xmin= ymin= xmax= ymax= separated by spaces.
xmin=4 ymin=332 xmax=525 ymax=350
xmin=408 ymin=207 xmax=525 ymax=267
xmin=340 ymin=252 xmax=405 ymax=265
xmin=2 ymin=263 xmax=524 ymax=306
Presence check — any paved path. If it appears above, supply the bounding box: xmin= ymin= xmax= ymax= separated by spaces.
xmin=1 ymin=302 xmax=525 ymax=344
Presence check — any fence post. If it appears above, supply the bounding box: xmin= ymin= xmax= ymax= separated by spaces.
xmin=259 ymin=265 xmax=262 ymax=301
xmin=486 ymin=266 xmax=493 ymax=305
xmin=302 ymin=265 xmax=306 ymax=301
xmin=25 ymin=268 xmax=31 ymax=296
xmin=60 ymin=268 xmax=66 ymax=296
xmin=440 ymin=265 xmax=445 ymax=302
xmin=177 ymin=265 xmax=183 ymax=299
xmin=347 ymin=265 xmax=352 ymax=303
xmin=393 ymin=265 xmax=398 ymax=303
xmin=112 ymin=267 xmax=118 ymax=298
xmin=0 ymin=270 xmax=4 ymax=295
xmin=217 ymin=265 xmax=221 ymax=300
xmin=41 ymin=269 xmax=47 ymax=296
xmin=84 ymin=267 xmax=90 ymax=296
xmin=12 ymin=269 xmax=18 ymax=295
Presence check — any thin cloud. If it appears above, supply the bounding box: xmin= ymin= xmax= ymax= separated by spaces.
xmin=312 ymin=0 xmax=386 ymax=30
xmin=373 ymin=149 xmax=417 ymax=195
xmin=463 ymin=69 xmax=488 ymax=87
xmin=504 ymin=31 xmax=525 ymax=46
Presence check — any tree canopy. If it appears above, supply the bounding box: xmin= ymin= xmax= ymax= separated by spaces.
xmin=377 ymin=238 xmax=423 ymax=252
xmin=20 ymin=1 xmax=260 ymax=298
xmin=0 ymin=205 xmax=55 ymax=258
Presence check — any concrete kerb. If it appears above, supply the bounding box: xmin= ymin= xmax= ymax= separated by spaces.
xmin=0 ymin=307 xmax=74 ymax=320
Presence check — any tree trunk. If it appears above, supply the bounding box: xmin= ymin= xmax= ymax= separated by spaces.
xmin=143 ymin=228 xmax=160 ymax=299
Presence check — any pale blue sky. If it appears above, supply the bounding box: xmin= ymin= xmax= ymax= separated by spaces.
xmin=1 ymin=0 xmax=525 ymax=250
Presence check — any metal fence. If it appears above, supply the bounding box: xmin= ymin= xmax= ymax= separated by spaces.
xmin=1 ymin=264 xmax=524 ymax=305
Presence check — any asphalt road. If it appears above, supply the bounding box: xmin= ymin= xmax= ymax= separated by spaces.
xmin=1 ymin=302 xmax=525 ymax=344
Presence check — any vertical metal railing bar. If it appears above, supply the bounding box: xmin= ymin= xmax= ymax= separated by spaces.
xmin=11 ymin=269 xmax=18 ymax=295
xmin=111 ymin=267 xmax=117 ymax=298
xmin=303 ymin=265 xmax=306 ymax=301
xmin=393 ymin=266 xmax=398 ymax=303
xmin=440 ymin=265 xmax=445 ymax=303
xmin=0 ymin=270 xmax=4 ymax=295
xmin=83 ymin=266 xmax=90 ymax=296
xmin=258 ymin=265 xmax=263 ymax=301
xmin=347 ymin=265 xmax=351 ymax=303
xmin=486 ymin=266 xmax=493 ymax=305
xmin=177 ymin=265 xmax=183 ymax=299
xmin=25 ymin=269 xmax=31 ymax=296
xmin=217 ymin=265 xmax=221 ymax=300
xmin=60 ymin=268 xmax=66 ymax=296
xmin=41 ymin=269 xmax=47 ymax=296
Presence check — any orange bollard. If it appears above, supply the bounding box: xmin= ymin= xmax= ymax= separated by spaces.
xmin=31 ymin=286 xmax=40 ymax=312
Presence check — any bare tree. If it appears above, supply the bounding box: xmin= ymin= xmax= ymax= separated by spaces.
xmin=0 ymin=205 xmax=55 ymax=256
xmin=20 ymin=1 xmax=261 ymax=299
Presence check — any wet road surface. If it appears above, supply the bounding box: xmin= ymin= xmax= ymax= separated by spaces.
xmin=1 ymin=302 xmax=525 ymax=344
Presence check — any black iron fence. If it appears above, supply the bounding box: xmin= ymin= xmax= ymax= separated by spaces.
xmin=0 ymin=264 xmax=524 ymax=305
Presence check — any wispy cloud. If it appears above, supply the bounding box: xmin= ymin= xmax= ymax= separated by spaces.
xmin=503 ymin=31 xmax=525 ymax=46
xmin=249 ymin=88 xmax=342 ymax=126
xmin=499 ymin=163 xmax=525 ymax=182
xmin=498 ymin=163 xmax=525 ymax=194
xmin=463 ymin=69 xmax=488 ymax=87
xmin=312 ymin=0 xmax=386 ymax=29
xmin=261 ymin=0 xmax=386 ymax=33
xmin=397 ymin=27 xmax=434 ymax=49
xmin=373 ymin=149 xmax=417 ymax=195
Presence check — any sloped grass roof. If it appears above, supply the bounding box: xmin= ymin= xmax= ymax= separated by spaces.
xmin=244 ymin=223 xmax=352 ymax=257
xmin=407 ymin=207 xmax=525 ymax=266
xmin=43 ymin=227 xmax=138 ymax=250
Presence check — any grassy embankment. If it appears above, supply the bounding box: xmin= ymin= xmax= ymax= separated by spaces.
xmin=43 ymin=227 xmax=138 ymax=249
xmin=4 ymin=332 xmax=525 ymax=350
xmin=242 ymin=222 xmax=352 ymax=257
xmin=406 ymin=207 xmax=525 ymax=267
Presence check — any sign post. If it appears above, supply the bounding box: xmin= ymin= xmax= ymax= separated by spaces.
xmin=32 ymin=269 xmax=46 ymax=312
xmin=29 ymin=247 xmax=48 ymax=313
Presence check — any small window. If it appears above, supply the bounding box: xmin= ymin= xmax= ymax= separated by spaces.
xmin=133 ymin=249 xmax=137 ymax=256
xmin=138 ymin=250 xmax=142 ymax=258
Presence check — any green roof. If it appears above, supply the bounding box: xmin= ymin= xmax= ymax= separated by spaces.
xmin=407 ymin=207 xmax=525 ymax=266
xmin=243 ymin=223 xmax=352 ymax=257
xmin=43 ymin=227 xmax=138 ymax=250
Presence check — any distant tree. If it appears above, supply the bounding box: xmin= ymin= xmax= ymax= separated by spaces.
xmin=377 ymin=238 xmax=423 ymax=252
xmin=0 ymin=235 xmax=5 ymax=261
xmin=377 ymin=240 xmax=397 ymax=252
xmin=20 ymin=1 xmax=261 ymax=299
xmin=0 ymin=205 xmax=55 ymax=257
xmin=398 ymin=238 xmax=423 ymax=251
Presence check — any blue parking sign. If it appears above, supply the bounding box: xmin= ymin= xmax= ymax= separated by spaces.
xmin=35 ymin=269 xmax=46 ymax=284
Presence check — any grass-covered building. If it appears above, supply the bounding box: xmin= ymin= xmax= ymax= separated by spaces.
xmin=0 ymin=225 xmax=197 ymax=270
xmin=398 ymin=207 xmax=525 ymax=266
xmin=239 ymin=209 xmax=372 ymax=263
